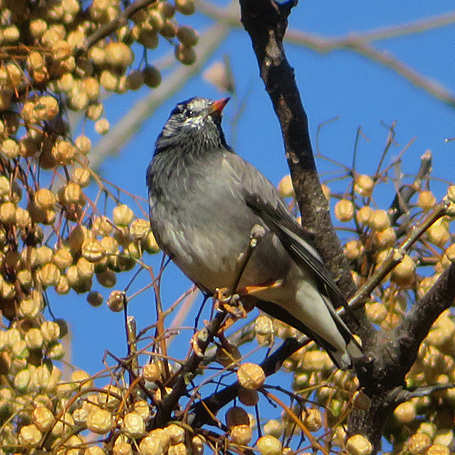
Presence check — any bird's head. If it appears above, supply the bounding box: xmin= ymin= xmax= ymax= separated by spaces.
xmin=155 ymin=97 xmax=230 ymax=155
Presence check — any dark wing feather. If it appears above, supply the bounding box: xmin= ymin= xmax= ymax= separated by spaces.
xmin=244 ymin=193 xmax=348 ymax=310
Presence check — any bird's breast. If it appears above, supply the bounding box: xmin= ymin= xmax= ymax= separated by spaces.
xmin=148 ymin=154 xmax=291 ymax=292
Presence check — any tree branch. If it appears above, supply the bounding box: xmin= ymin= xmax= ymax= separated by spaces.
xmin=349 ymin=201 xmax=448 ymax=311
xmin=198 ymin=1 xmax=455 ymax=108
xmin=239 ymin=0 xmax=373 ymax=344
xmin=74 ymin=0 xmax=157 ymax=57
xmin=238 ymin=2 xmax=455 ymax=453
xmin=188 ymin=337 xmax=303 ymax=428
xmin=395 ymin=263 xmax=455 ymax=371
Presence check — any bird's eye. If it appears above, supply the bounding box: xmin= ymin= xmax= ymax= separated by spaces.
xmin=184 ymin=109 xmax=194 ymax=118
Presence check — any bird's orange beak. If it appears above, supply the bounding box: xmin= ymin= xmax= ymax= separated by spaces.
xmin=208 ymin=97 xmax=230 ymax=114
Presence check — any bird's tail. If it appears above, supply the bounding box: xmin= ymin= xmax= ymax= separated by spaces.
xmin=255 ymin=298 xmax=362 ymax=370
xmin=322 ymin=295 xmax=363 ymax=369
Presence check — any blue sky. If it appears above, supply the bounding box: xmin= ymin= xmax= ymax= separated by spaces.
xmin=54 ymin=1 xmax=455 ymax=397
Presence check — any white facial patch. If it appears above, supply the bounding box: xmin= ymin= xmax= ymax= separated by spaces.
xmin=183 ymin=115 xmax=206 ymax=130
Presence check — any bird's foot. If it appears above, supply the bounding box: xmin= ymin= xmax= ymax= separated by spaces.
xmin=214 ymin=288 xmax=248 ymax=319
xmin=213 ymin=288 xmax=249 ymax=335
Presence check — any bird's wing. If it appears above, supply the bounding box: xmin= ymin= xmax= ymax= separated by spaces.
xmin=222 ymin=152 xmax=348 ymax=309
xmin=245 ymin=192 xmax=349 ymax=309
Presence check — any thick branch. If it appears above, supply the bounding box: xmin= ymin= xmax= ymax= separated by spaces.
xmin=349 ymin=263 xmax=455 ymax=450
xmin=395 ymin=263 xmax=455 ymax=368
xmin=189 ymin=338 xmax=302 ymax=428
xmin=198 ymin=1 xmax=455 ymax=108
xmin=239 ymin=0 xmax=372 ymax=343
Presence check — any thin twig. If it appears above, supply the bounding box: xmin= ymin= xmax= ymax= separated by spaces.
xmin=90 ymin=3 xmax=237 ymax=169
xmin=197 ymin=1 xmax=455 ymax=107
xmin=152 ymin=225 xmax=264 ymax=427
xmin=349 ymin=201 xmax=449 ymax=310
xmin=75 ymin=0 xmax=157 ymax=57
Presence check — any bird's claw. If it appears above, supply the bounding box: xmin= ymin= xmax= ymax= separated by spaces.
xmin=214 ymin=288 xmax=247 ymax=319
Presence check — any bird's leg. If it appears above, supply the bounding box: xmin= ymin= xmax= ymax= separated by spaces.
xmin=213 ymin=290 xmax=247 ymax=333
xmin=228 ymin=224 xmax=265 ymax=295
xmin=212 ymin=225 xmax=265 ymax=334
xmin=236 ymin=279 xmax=284 ymax=296
xmin=214 ymin=280 xmax=283 ymax=336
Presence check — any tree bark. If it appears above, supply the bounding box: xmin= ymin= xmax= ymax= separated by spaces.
xmin=238 ymin=0 xmax=455 ymax=452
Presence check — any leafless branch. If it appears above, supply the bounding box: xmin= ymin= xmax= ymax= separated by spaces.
xmin=388 ymin=150 xmax=433 ymax=225
xmin=349 ymin=201 xmax=449 ymax=310
xmin=90 ymin=10 xmax=235 ymax=169
xmin=75 ymin=0 xmax=157 ymax=57
xmin=197 ymin=1 xmax=455 ymax=108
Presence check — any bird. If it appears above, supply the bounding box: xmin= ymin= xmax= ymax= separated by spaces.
xmin=146 ymin=96 xmax=362 ymax=369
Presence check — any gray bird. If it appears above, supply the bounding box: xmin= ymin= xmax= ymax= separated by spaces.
xmin=146 ymin=97 xmax=362 ymax=369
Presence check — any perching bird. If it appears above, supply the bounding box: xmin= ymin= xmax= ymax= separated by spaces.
xmin=146 ymin=97 xmax=362 ymax=369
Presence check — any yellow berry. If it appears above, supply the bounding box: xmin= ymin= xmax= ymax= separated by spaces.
xmin=391 ymin=254 xmax=416 ymax=287
xmin=81 ymin=238 xmax=106 ymax=263
xmin=365 ymin=302 xmax=387 ymax=324
xmin=356 ymin=205 xmax=373 ymax=226
xmin=230 ymin=424 xmax=252 ymax=445
xmin=344 ymin=240 xmax=364 ymax=260
xmin=1 ymin=139 xmax=20 ymax=159
xmin=175 ymin=0 xmax=195 ymax=15
xmin=139 ymin=435 xmax=164 ymax=455
xmin=35 ymin=188 xmax=56 ymax=210
xmin=237 ymin=363 xmax=265 ymax=390
xmin=0 ymin=201 xmax=16 ymax=224
xmin=107 ymin=290 xmax=126 ymax=312
xmin=143 ymin=231 xmax=160 ymax=254
xmin=335 ymin=199 xmax=354 ymax=222
xmin=256 ymin=435 xmax=282 ymax=455
xmin=418 ymin=191 xmax=436 ymax=211
xmin=143 ymin=362 xmax=163 ymax=382
xmin=394 ymin=401 xmax=416 ymax=423
xmin=263 ymin=420 xmax=283 ymax=438
xmin=278 ymin=175 xmax=295 ymax=198
xmin=174 ymin=44 xmax=196 ymax=65
xmin=425 ymin=445 xmax=450 ymax=455
xmin=72 ymin=167 xmax=91 ymax=187
xmin=113 ymin=204 xmax=134 ymax=227
xmin=176 ymin=25 xmax=199 ymax=47
xmin=354 ymin=174 xmax=374 ymax=197
xmin=303 ymin=408 xmax=322 ymax=432
xmin=428 ymin=224 xmax=450 ymax=247
xmin=87 ymin=408 xmax=113 ymax=434
xmin=122 ymin=411 xmax=146 ymax=438
xmin=375 ymin=227 xmax=396 ymax=249
xmin=447 ymin=185 xmax=455 ymax=203
xmin=370 ymin=209 xmax=390 ymax=232
xmin=32 ymin=406 xmax=54 ymax=432
xmin=19 ymin=423 xmax=42 ymax=448
xmin=407 ymin=433 xmax=431 ymax=455
xmin=95 ymin=118 xmax=110 ymax=134
xmin=346 ymin=434 xmax=372 ymax=455
xmin=39 ymin=263 xmax=61 ymax=287
xmin=105 ymin=42 xmax=134 ymax=67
